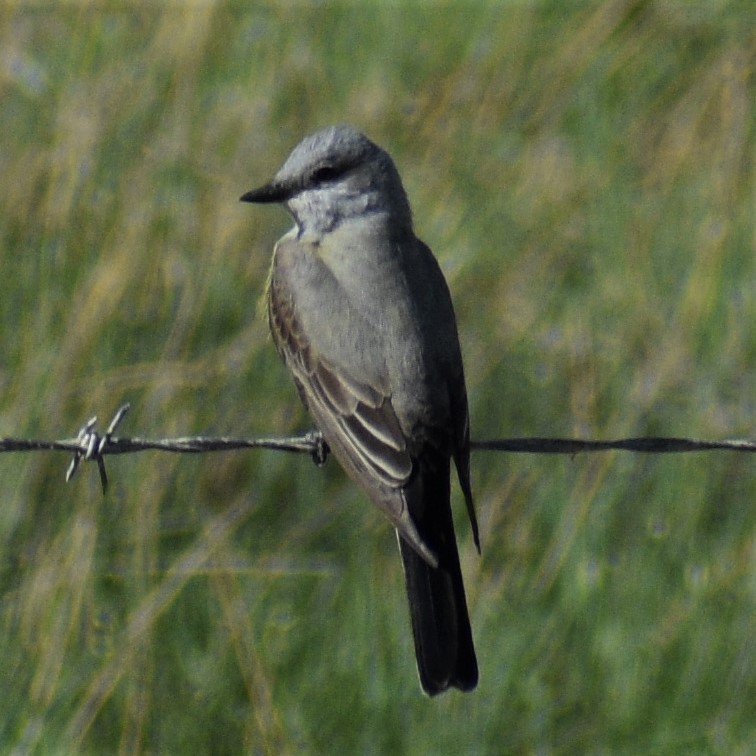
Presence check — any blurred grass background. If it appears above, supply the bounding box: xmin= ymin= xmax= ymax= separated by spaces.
xmin=0 ymin=1 xmax=753 ymax=753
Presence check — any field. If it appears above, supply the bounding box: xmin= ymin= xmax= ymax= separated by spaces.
xmin=1 ymin=3 xmax=753 ymax=753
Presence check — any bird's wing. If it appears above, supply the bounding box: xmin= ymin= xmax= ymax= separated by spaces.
xmin=267 ymin=245 xmax=449 ymax=563
xmin=413 ymin=239 xmax=479 ymax=551
xmin=269 ymin=279 xmax=410 ymax=483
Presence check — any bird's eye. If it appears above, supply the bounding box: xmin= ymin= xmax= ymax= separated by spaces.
xmin=311 ymin=165 xmax=339 ymax=183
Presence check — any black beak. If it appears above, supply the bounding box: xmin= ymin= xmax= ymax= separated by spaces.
xmin=240 ymin=181 xmax=291 ymax=204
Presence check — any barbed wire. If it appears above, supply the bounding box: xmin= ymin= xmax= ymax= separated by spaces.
xmin=0 ymin=403 xmax=753 ymax=494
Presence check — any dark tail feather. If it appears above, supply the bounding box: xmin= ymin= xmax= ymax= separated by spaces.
xmin=397 ymin=483 xmax=478 ymax=695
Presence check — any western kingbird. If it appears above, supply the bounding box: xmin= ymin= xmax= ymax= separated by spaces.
xmin=241 ymin=125 xmax=479 ymax=694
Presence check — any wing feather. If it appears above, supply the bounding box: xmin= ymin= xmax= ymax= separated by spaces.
xmin=268 ymin=271 xmax=412 ymax=490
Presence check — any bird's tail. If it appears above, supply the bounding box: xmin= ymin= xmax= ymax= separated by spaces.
xmin=398 ymin=464 xmax=478 ymax=695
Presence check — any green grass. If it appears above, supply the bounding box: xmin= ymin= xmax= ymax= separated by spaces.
xmin=1 ymin=3 xmax=753 ymax=753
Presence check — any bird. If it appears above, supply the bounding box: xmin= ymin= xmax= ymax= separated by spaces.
xmin=240 ymin=125 xmax=479 ymax=694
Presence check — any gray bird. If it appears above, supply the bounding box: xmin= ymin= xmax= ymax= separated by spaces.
xmin=240 ymin=125 xmax=479 ymax=694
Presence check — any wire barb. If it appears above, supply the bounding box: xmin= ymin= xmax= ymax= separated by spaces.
xmin=64 ymin=403 xmax=131 ymax=493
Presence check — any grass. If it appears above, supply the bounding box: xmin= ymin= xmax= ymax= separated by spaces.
xmin=1 ymin=2 xmax=753 ymax=754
